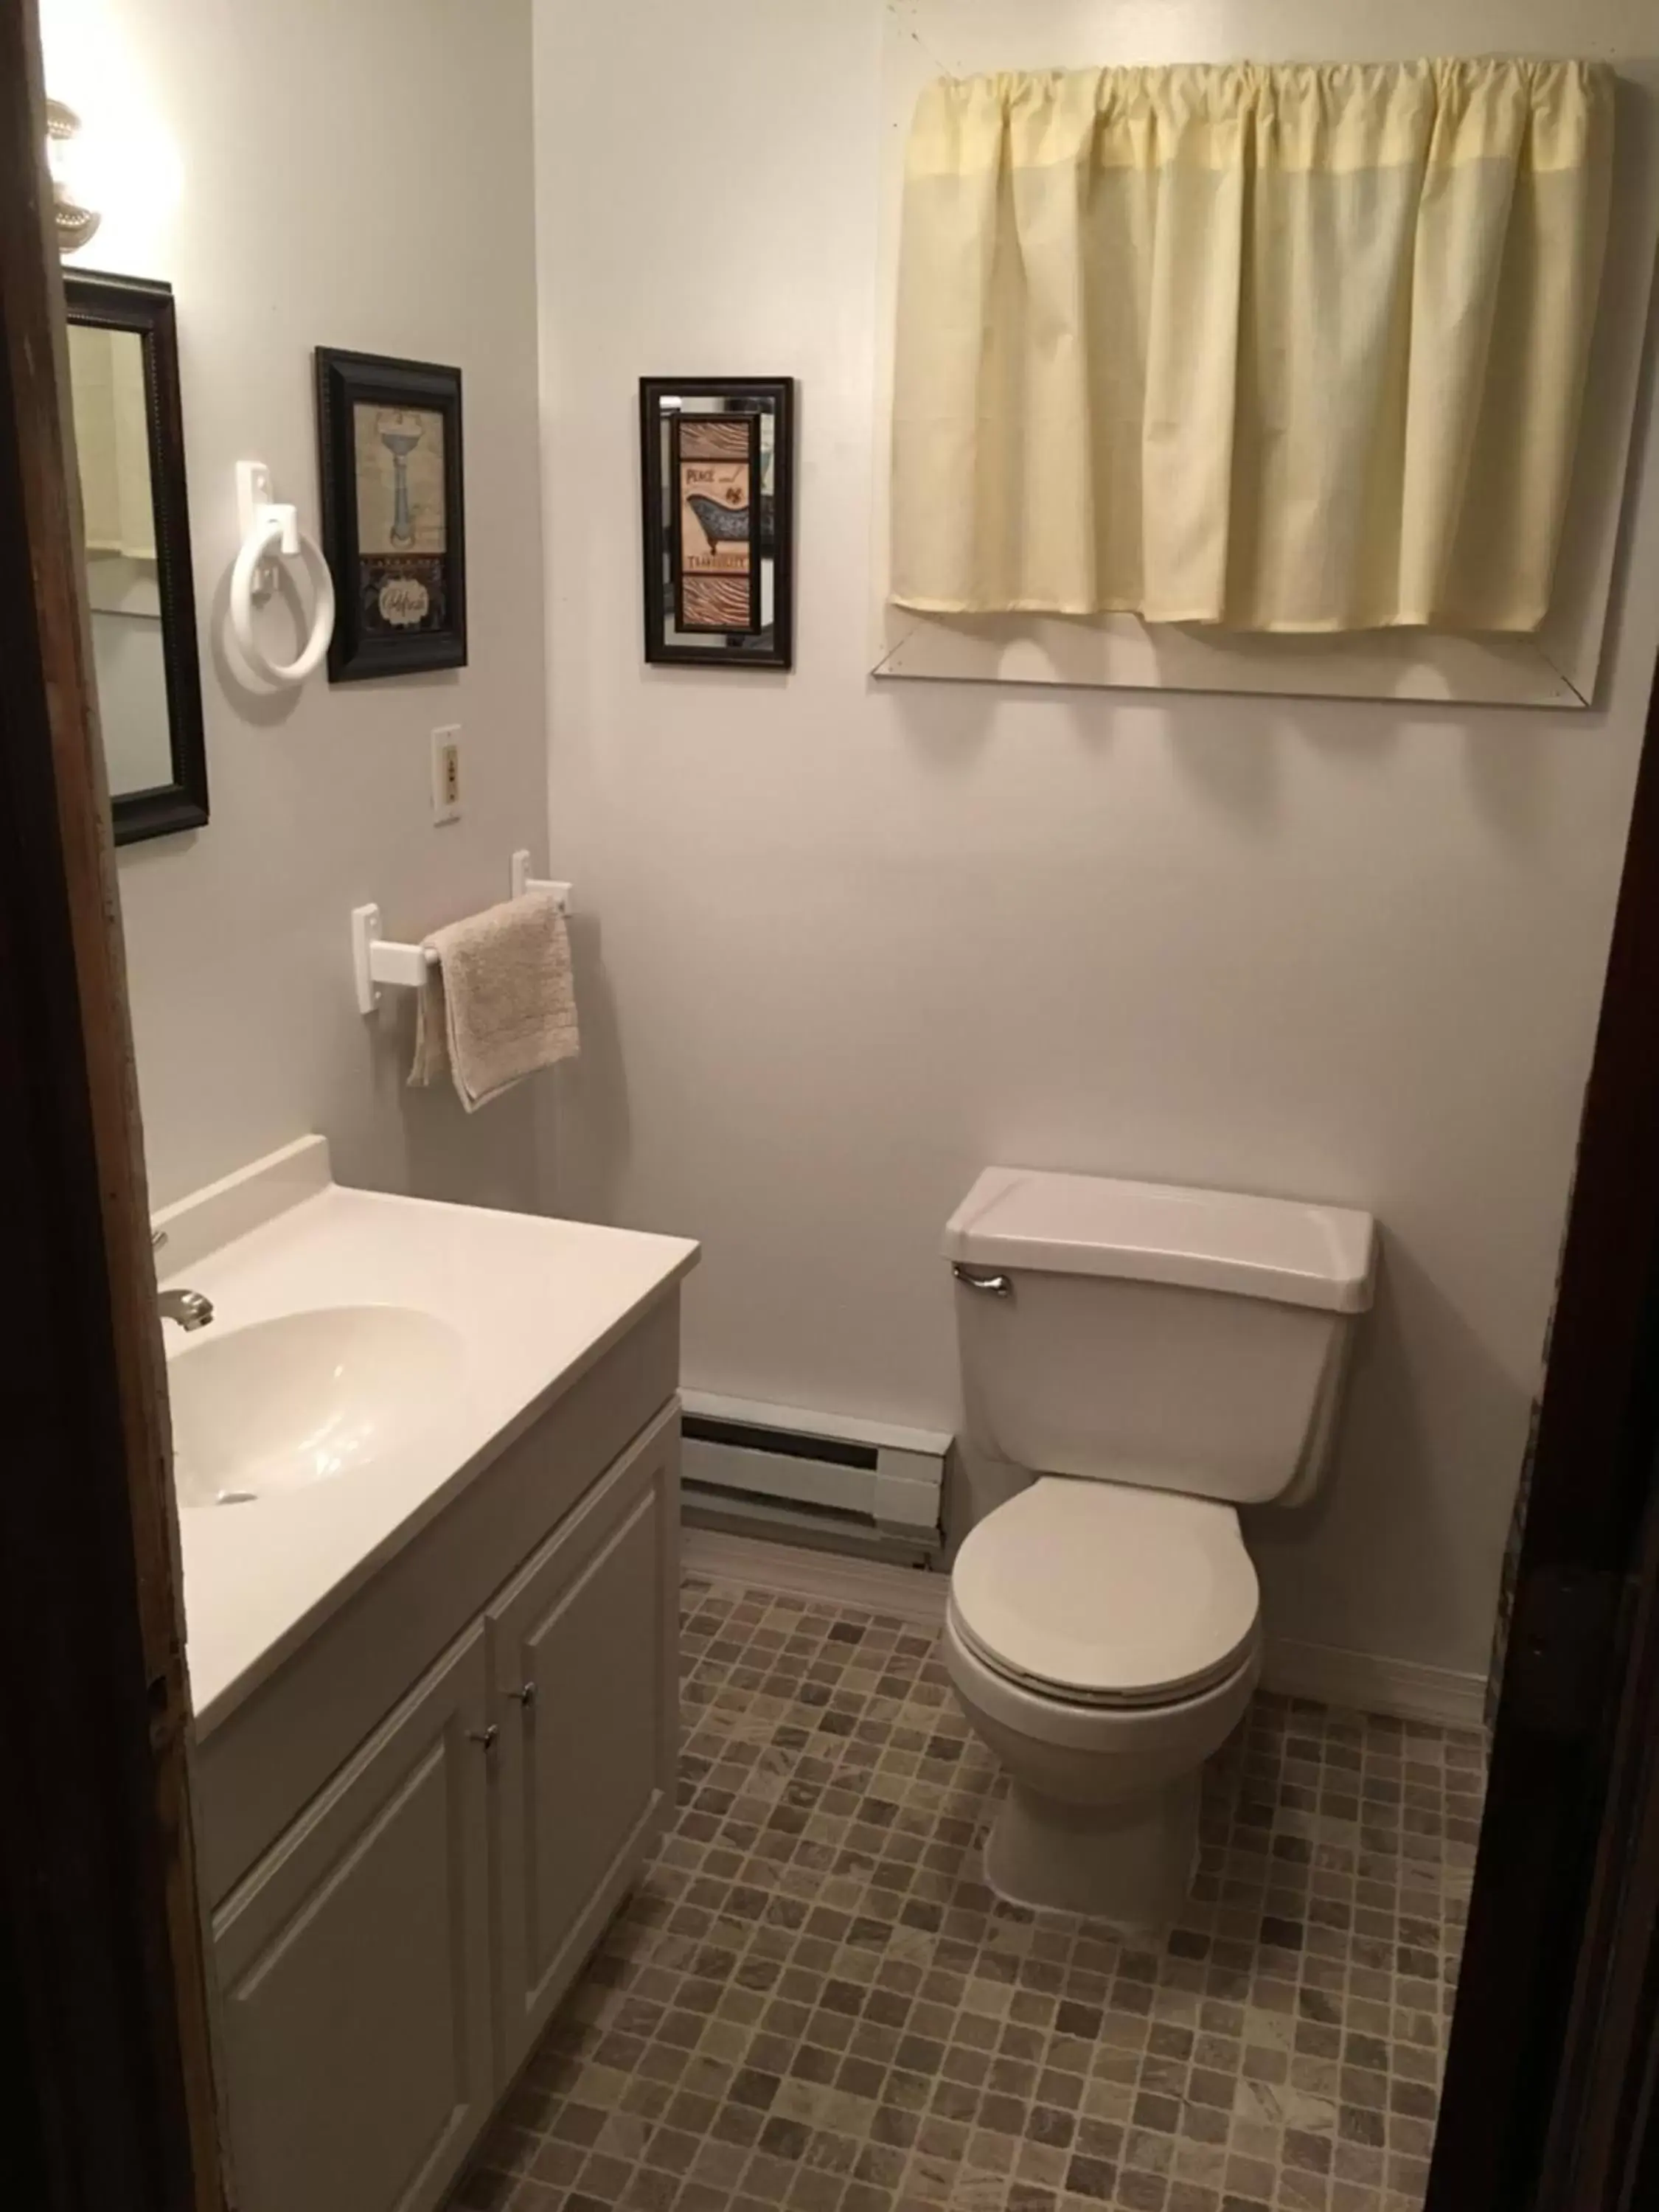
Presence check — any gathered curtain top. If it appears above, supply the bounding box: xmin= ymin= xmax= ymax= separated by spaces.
xmin=908 ymin=58 xmax=1604 ymax=179
xmin=890 ymin=53 xmax=1614 ymax=633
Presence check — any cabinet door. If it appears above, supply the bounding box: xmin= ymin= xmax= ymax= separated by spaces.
xmin=490 ymin=1402 xmax=680 ymax=2075
xmin=212 ymin=1624 xmax=493 ymax=2212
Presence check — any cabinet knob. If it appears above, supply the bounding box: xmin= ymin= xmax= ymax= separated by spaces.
xmin=467 ymin=1725 xmax=499 ymax=1751
xmin=505 ymin=1680 xmax=537 ymax=1708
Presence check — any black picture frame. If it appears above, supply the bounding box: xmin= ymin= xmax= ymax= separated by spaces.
xmin=640 ymin=376 xmax=794 ymax=670
xmin=63 ymin=273 xmax=208 ymax=846
xmin=313 ymin=348 xmax=467 ymax=682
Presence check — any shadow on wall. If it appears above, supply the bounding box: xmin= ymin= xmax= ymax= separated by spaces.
xmin=397 ymin=1075 xmax=552 ymax=1215
xmin=878 ymin=639 xmax=1587 ymax=861
xmin=531 ymin=911 xmax=633 ymax=1224
xmin=310 ymin=982 xmax=555 ymax=1217
xmin=877 ymin=655 xmax=1433 ymax=823
xmin=1247 ymin=1234 xmax=1534 ymax=1677
xmin=871 ymin=658 xmax=1014 ymax=777
xmin=1484 ymin=1193 xmax=1574 ymax=1722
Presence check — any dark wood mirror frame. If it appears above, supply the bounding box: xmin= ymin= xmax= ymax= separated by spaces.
xmin=63 ymin=271 xmax=208 ymax=845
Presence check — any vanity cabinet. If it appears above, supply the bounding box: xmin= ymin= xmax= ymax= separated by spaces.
xmin=213 ymin=1627 xmax=495 ymax=2212
xmin=204 ymin=1385 xmax=681 ymax=2212
xmin=490 ymin=1415 xmax=678 ymax=2076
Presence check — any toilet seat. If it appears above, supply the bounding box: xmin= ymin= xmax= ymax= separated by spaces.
xmin=950 ymin=1478 xmax=1260 ymax=1710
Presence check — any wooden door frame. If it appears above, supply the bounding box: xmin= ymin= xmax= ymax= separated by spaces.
xmin=1539 ymin=1452 xmax=1659 ymax=2211
xmin=0 ymin=4 xmax=228 ymax=2209
xmin=1425 ymin=600 xmax=1659 ymax=2202
xmin=6 ymin=0 xmax=1659 ymax=2203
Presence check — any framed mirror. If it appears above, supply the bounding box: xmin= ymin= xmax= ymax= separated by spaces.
xmin=639 ymin=376 xmax=794 ymax=669
xmin=64 ymin=273 xmax=208 ymax=844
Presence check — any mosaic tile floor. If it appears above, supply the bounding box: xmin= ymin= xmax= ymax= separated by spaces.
xmin=453 ymin=1576 xmax=1486 ymax=2212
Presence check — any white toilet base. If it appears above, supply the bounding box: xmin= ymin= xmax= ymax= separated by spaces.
xmin=943 ymin=1600 xmax=1260 ymax=1933
xmin=984 ymin=1770 xmax=1201 ymax=1930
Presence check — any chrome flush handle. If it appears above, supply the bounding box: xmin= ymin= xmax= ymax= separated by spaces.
xmin=952 ymin=1265 xmax=1013 ymax=1298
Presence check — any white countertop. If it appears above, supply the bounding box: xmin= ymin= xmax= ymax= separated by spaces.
xmin=159 ymin=1145 xmax=697 ymax=1734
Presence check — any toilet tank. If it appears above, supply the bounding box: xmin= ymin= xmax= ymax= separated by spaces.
xmin=943 ymin=1169 xmax=1376 ymax=1507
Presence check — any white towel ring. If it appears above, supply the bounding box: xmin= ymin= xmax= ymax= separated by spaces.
xmin=229 ymin=501 xmax=335 ymax=687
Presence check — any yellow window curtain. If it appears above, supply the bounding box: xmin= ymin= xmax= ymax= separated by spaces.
xmin=891 ymin=59 xmax=1613 ymax=633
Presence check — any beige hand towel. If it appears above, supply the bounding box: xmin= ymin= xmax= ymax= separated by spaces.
xmin=408 ymin=892 xmax=579 ymax=1112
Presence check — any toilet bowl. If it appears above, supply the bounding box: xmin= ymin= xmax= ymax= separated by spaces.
xmin=942 ymin=1167 xmax=1375 ymax=1930
xmin=945 ymin=1477 xmax=1264 ymax=1924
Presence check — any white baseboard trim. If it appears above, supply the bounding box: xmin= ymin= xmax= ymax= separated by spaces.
xmin=683 ymin=1531 xmax=1489 ymax=1731
xmin=682 ymin=1529 xmax=949 ymax=1629
xmin=1263 ymin=1637 xmax=1488 ymax=1732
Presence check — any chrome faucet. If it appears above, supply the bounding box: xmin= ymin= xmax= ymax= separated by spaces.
xmin=153 ymin=1228 xmax=214 ymax=1332
xmin=158 ymin=1285 xmax=215 ymax=1332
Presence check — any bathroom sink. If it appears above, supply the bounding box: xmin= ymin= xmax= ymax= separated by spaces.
xmin=169 ymin=1306 xmax=467 ymax=1510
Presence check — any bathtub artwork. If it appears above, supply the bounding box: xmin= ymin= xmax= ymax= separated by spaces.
xmin=639 ymin=375 xmax=794 ymax=671
xmin=675 ymin=414 xmax=757 ymax=632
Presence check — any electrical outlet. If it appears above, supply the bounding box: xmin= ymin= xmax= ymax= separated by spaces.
xmin=431 ymin=726 xmax=462 ymax=824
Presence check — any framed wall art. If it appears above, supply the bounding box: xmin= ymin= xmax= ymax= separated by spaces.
xmin=314 ymin=347 xmax=467 ymax=681
xmin=639 ymin=376 xmax=794 ymax=669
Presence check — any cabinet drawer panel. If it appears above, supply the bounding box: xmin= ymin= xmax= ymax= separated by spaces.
xmin=214 ymin=1627 xmax=492 ymax=2212
xmin=492 ymin=1402 xmax=679 ymax=2073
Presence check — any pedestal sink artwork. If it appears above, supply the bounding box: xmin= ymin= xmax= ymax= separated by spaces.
xmin=376 ymin=408 xmax=424 ymax=549
xmin=169 ymin=1306 xmax=466 ymax=1509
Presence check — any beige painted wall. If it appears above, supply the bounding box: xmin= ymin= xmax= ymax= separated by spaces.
xmin=534 ymin=0 xmax=1659 ymax=1687
xmin=45 ymin=0 xmax=553 ymax=1214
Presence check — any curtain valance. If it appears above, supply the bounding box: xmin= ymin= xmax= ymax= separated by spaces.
xmin=890 ymin=59 xmax=1613 ymax=633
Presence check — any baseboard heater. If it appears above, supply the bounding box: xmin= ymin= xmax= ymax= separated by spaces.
xmin=678 ymin=1391 xmax=951 ymax=1565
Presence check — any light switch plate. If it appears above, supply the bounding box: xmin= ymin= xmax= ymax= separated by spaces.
xmin=431 ymin=726 xmax=461 ymax=824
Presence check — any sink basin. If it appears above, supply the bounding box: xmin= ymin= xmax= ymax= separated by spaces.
xmin=170 ymin=1306 xmax=467 ymax=1509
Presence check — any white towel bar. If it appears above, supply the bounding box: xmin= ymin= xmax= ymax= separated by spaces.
xmin=352 ymin=851 xmax=572 ymax=1014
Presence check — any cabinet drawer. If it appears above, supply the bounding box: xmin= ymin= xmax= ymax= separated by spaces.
xmin=213 ymin=1625 xmax=493 ymax=2212
xmin=489 ymin=1399 xmax=680 ymax=2075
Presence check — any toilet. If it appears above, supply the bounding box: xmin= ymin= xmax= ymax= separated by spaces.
xmin=942 ymin=1166 xmax=1376 ymax=1929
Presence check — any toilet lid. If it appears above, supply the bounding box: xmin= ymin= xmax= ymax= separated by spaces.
xmin=951 ymin=1479 xmax=1260 ymax=1706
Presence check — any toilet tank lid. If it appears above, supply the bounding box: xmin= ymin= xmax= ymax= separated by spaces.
xmin=942 ymin=1168 xmax=1376 ymax=1312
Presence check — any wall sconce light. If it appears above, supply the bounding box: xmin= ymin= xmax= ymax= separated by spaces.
xmin=46 ymin=97 xmax=100 ymax=254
